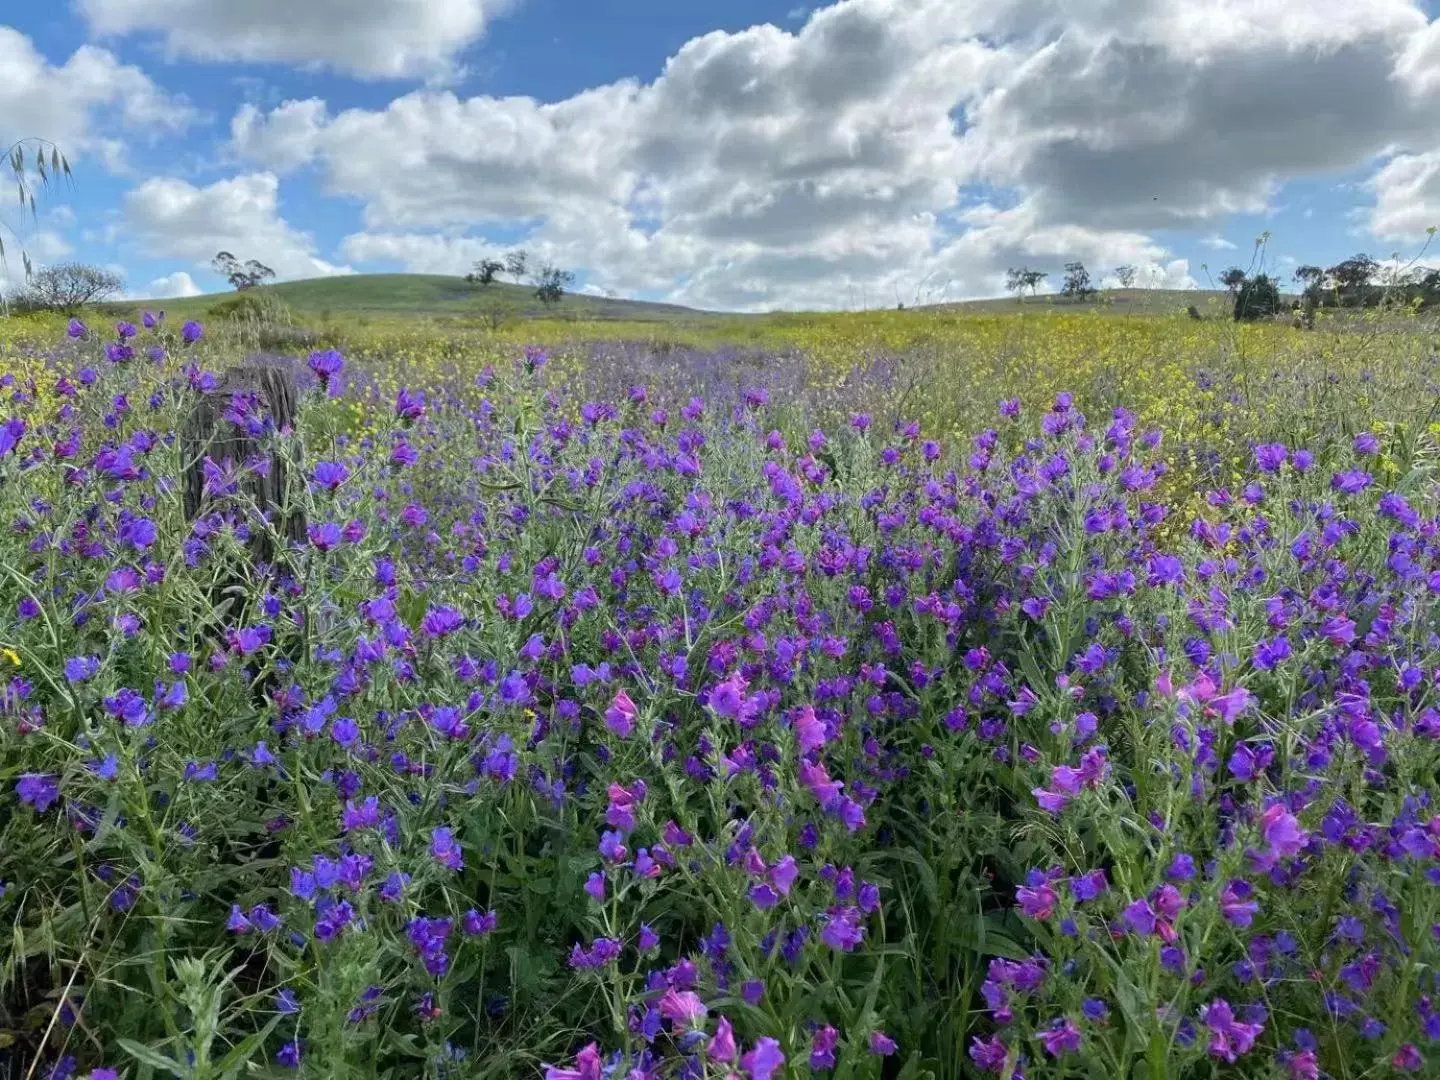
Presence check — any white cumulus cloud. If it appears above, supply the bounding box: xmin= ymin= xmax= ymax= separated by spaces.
xmin=79 ymin=0 xmax=516 ymax=80
xmin=338 ymin=231 xmax=506 ymax=274
xmin=128 ymin=270 xmax=204 ymax=300
xmin=120 ymin=172 xmax=352 ymax=281
xmin=0 ymin=26 xmax=194 ymax=169
xmin=1365 ymin=151 xmax=1440 ymax=241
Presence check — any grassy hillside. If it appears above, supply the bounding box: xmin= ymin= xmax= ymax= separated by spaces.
xmin=107 ymin=274 xmax=717 ymax=323
xmin=102 ymin=274 xmax=1288 ymax=326
xmin=925 ymin=288 xmax=1259 ymax=316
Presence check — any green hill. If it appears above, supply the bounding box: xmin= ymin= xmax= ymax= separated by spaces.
xmin=107 ymin=274 xmax=1279 ymax=324
xmin=925 ymin=288 xmax=1263 ymax=316
xmin=111 ymin=274 xmax=716 ymax=323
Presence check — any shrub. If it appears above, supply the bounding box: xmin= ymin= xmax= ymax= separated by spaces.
xmin=208 ymin=290 xmax=289 ymax=323
xmin=1233 ymin=274 xmax=1281 ymax=321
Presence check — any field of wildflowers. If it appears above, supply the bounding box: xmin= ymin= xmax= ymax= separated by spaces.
xmin=1 ymin=308 xmax=1439 ymax=1079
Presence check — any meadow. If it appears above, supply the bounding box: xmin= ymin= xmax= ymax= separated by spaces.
xmin=1 ymin=297 xmax=1439 ymax=1079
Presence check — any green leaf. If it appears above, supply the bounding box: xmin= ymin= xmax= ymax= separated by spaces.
xmin=1016 ymin=646 xmax=1048 ymax=695
xmin=117 ymin=1038 xmax=187 ymax=1077
xmin=894 ymin=1052 xmax=935 ymax=1080
xmin=215 ymin=1013 xmax=283 ymax=1078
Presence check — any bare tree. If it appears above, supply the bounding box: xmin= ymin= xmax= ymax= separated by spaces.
xmin=1113 ymin=264 xmax=1137 ymax=288
xmin=505 ymin=249 xmax=530 ymax=284
xmin=14 ymin=262 xmax=122 ymax=312
xmin=212 ymin=251 xmax=276 ymax=291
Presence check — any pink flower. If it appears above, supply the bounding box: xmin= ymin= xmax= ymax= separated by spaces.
xmin=659 ymin=988 xmax=707 ymax=1027
xmin=799 ymin=761 xmax=843 ymax=807
xmin=1039 ymin=1017 xmax=1082 ymax=1056
xmin=1034 ymin=787 xmax=1072 ymax=814
xmin=1392 ymin=1044 xmax=1425 ymax=1072
xmin=740 ymin=1037 xmax=785 ymax=1080
xmin=1286 ymin=1049 xmax=1319 ymax=1079
xmin=709 ymin=1016 xmax=737 ymax=1063
xmin=1175 ymin=671 xmax=1216 ymax=705
xmin=793 ymin=704 xmax=827 ymax=754
xmin=769 ymin=855 xmax=798 ymax=896
xmin=544 ymin=1042 xmax=603 ymax=1080
xmin=1207 ymin=686 xmax=1254 ymax=725
xmin=605 ymin=779 xmax=645 ymax=833
xmin=969 ymin=1033 xmax=1010 ymax=1073
xmin=1199 ymin=999 xmax=1264 ymax=1064
xmin=1016 ymin=882 xmax=1057 ymax=920
xmin=1259 ymin=803 xmax=1307 ymax=862
xmin=603 ymin=689 xmax=637 ymax=738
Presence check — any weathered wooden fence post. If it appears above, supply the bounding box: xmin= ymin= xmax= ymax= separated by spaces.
xmin=181 ymin=362 xmax=306 ymax=563
xmin=181 ymin=362 xmax=307 ymax=697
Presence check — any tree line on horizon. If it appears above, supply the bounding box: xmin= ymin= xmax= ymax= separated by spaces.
xmin=1004 ymin=251 xmax=1440 ymax=322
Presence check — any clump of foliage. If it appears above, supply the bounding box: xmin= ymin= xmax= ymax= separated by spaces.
xmin=204 ymin=289 xmax=317 ymax=351
xmin=207 ymin=290 xmax=290 ymax=323
xmin=1233 ymin=273 xmax=1282 ymax=321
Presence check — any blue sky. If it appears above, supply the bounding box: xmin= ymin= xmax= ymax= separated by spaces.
xmin=2 ymin=0 xmax=1440 ymax=310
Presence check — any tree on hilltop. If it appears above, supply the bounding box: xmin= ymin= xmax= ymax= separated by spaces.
xmin=13 ymin=262 xmax=122 ymax=313
xmin=466 ymin=258 xmax=504 ymax=286
xmin=213 ymin=251 xmax=276 ymax=291
xmin=1005 ymin=266 xmax=1047 ymax=300
xmin=533 ymin=263 xmax=575 ymax=306
xmin=505 ymin=250 xmax=530 ymax=284
xmin=1113 ymin=264 xmax=1137 ymax=288
xmin=1060 ymin=261 xmax=1094 ymax=298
